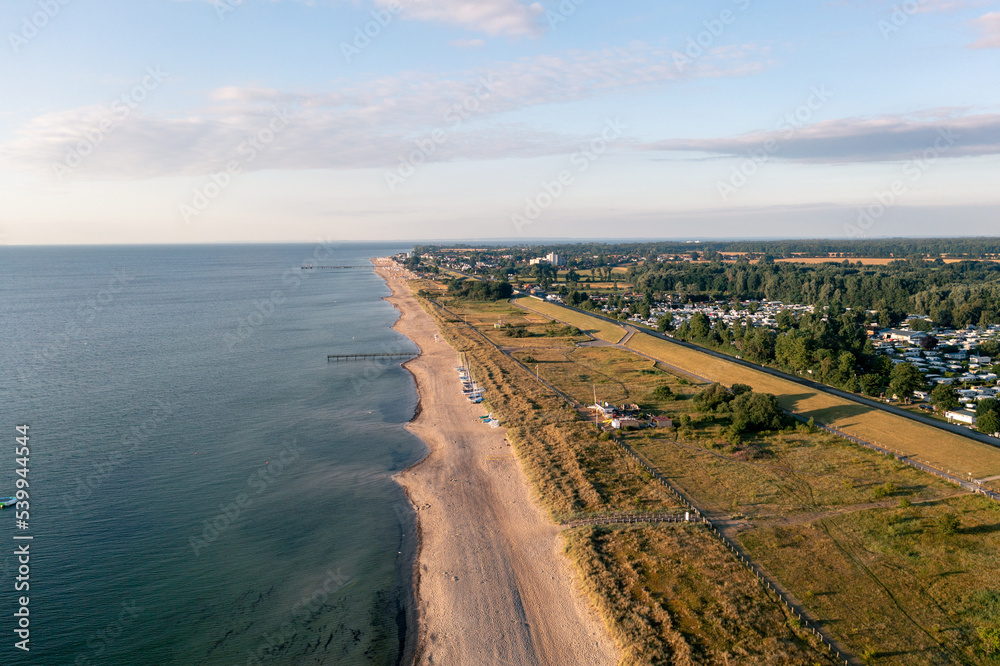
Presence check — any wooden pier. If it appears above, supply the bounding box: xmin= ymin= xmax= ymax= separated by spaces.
xmin=327 ymin=353 xmax=418 ymax=362
xmin=302 ymin=265 xmax=373 ymax=270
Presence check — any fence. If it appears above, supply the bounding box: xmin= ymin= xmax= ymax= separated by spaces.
xmin=427 ymin=294 xmax=856 ymax=664
xmin=609 ymin=435 xmax=855 ymax=666
xmin=791 ymin=414 xmax=1000 ymax=502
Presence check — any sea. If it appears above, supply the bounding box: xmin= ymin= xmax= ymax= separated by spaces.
xmin=0 ymin=243 xmax=425 ymax=665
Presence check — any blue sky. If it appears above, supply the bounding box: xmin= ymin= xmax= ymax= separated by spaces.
xmin=1 ymin=0 xmax=998 ymax=244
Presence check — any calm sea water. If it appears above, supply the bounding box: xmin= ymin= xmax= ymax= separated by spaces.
xmin=0 ymin=243 xmax=424 ymax=665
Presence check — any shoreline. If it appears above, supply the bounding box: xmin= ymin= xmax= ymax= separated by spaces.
xmin=373 ymin=259 xmax=619 ymax=666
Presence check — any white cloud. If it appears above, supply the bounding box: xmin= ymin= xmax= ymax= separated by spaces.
xmin=177 ymin=0 xmax=546 ymax=36
xmin=0 ymin=42 xmax=768 ymax=179
xmin=449 ymin=38 xmax=487 ymax=48
xmin=386 ymin=0 xmax=544 ymax=37
xmin=649 ymin=111 xmax=1000 ymax=163
xmin=969 ymin=10 xmax=1000 ymax=47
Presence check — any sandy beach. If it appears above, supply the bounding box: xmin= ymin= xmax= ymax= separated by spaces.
xmin=374 ymin=261 xmax=619 ymax=666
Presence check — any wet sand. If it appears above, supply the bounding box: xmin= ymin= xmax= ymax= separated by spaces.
xmin=375 ymin=261 xmax=618 ymax=666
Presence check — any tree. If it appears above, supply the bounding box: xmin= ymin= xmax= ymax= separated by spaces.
xmin=694 ymin=383 xmax=733 ymax=411
xmin=976 ymin=340 xmax=1000 ymax=358
xmin=931 ymin=384 xmax=961 ymax=412
xmin=689 ymin=312 xmax=711 ymax=339
xmin=977 ymin=398 xmax=999 ymax=418
xmin=919 ymin=334 xmax=939 ymax=351
xmin=889 ymin=363 xmax=924 ymax=402
xmin=978 ymin=411 xmax=1000 ymax=436
xmin=776 ymin=309 xmax=796 ymax=331
xmin=859 ymin=374 xmax=883 ymax=396
xmin=730 ymin=391 xmax=786 ymax=433
xmin=657 ymin=314 xmax=674 ymax=332
xmin=742 ymin=328 xmax=776 ymax=363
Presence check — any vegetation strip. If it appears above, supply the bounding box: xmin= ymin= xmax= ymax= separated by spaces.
xmin=610 ymin=436 xmax=856 ymax=665
xmin=437 ymin=292 xmax=857 ymax=664
xmin=517 ymin=296 xmax=1000 ymax=481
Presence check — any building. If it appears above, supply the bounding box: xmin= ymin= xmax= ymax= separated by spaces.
xmin=529 ymin=252 xmax=567 ymax=267
xmin=650 ymin=416 xmax=674 ymax=428
xmin=883 ymin=329 xmax=928 ymax=343
xmin=945 ymin=409 xmax=978 ymax=425
xmin=611 ymin=417 xmax=645 ymax=430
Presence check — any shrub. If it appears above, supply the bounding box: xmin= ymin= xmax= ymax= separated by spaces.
xmin=872 ymin=482 xmax=897 ymax=500
xmin=652 ymin=384 xmax=673 ymax=400
xmin=937 ymin=513 xmax=960 ymax=535
xmin=504 ymin=324 xmax=531 ymax=338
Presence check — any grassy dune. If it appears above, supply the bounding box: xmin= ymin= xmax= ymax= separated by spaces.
xmin=418 ymin=290 xmax=1000 ymax=665
xmin=422 ymin=298 xmax=681 ymax=519
xmin=740 ymin=495 xmax=1000 ymax=665
xmin=565 ymin=525 xmax=839 ymax=665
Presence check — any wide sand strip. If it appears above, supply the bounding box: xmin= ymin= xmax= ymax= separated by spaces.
xmin=375 ymin=265 xmax=618 ymax=666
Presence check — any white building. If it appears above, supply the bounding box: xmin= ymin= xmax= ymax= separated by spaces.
xmin=945 ymin=409 xmax=978 ymax=425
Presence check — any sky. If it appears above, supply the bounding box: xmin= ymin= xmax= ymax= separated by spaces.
xmin=0 ymin=0 xmax=998 ymax=244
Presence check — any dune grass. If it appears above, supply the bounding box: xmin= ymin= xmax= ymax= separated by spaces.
xmin=565 ymin=524 xmax=839 ymax=665
xmin=740 ymin=494 xmax=1000 ymax=665
xmin=414 ymin=288 xmax=1000 ymax=665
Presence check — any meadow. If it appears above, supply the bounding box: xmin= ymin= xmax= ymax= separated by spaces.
xmin=418 ymin=285 xmax=1000 ymax=664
